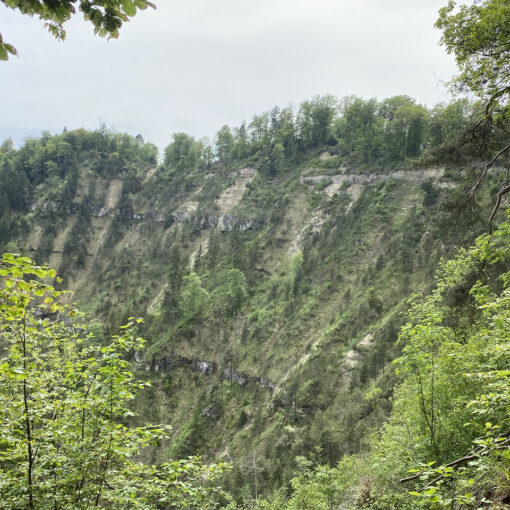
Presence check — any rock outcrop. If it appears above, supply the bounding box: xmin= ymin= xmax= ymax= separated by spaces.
xmin=142 ymin=355 xmax=276 ymax=393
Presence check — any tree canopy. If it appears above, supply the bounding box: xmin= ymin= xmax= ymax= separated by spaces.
xmin=0 ymin=253 xmax=229 ymax=508
xmin=437 ymin=0 xmax=510 ymax=215
xmin=254 ymin=210 xmax=510 ymax=509
xmin=0 ymin=0 xmax=156 ymax=60
xmin=437 ymin=0 xmax=510 ymax=104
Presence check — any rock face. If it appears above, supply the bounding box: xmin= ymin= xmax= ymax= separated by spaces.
xmin=171 ymin=211 xmax=188 ymax=222
xmin=172 ymin=212 xmax=265 ymax=232
xmin=300 ymin=175 xmax=334 ymax=186
xmin=216 ymin=215 xmax=264 ymax=232
xmin=223 ymin=367 xmax=276 ymax=392
xmin=202 ymin=406 xmax=220 ymax=419
xmin=340 ymin=332 xmax=376 ymax=384
xmin=223 ymin=367 xmax=248 ymax=386
xmin=150 ymin=356 xmax=217 ymax=374
xmin=300 ymin=167 xmax=446 ymax=190
xmin=31 ymin=168 xmax=263 ymax=235
xmin=127 ymin=210 xmax=264 ymax=231
xmin=259 ymin=378 xmax=277 ymax=392
xmin=144 ymin=355 xmax=276 ymax=392
xmin=30 ymin=199 xmax=263 ymax=232
xmin=196 ymin=360 xmax=215 ymax=374
xmin=91 ymin=205 xmax=110 ymax=217
xmin=33 ymin=201 xmax=111 ymax=217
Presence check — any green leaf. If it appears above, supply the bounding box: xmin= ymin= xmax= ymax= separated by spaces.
xmin=122 ymin=0 xmax=136 ymax=16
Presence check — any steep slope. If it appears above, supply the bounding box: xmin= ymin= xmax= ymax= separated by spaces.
xmin=1 ymin=96 xmax=506 ymax=501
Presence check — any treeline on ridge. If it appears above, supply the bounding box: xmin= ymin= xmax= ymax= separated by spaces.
xmin=0 ymin=93 xmax=480 ymax=223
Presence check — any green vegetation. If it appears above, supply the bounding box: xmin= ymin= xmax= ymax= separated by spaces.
xmin=1 ymin=1 xmax=510 ymax=503
xmin=0 ymin=0 xmax=155 ymax=60
xmin=253 ymin=214 xmax=510 ymax=509
xmin=0 ymin=253 xmax=229 ymax=508
xmin=436 ymin=0 xmax=510 ymax=217
xmin=0 ymin=91 xmax=508 ymax=504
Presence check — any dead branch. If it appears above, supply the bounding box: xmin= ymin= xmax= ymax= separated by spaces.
xmin=399 ymin=454 xmax=479 ymax=484
xmin=470 ymin=141 xmax=510 ymax=197
xmin=489 ymin=183 xmax=510 ymax=223
xmin=400 ymin=434 xmax=510 ymax=485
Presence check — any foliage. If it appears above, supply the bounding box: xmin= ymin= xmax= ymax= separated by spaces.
xmin=0 ymin=90 xmax=504 ymax=504
xmin=357 ymin=214 xmax=510 ymax=508
xmin=331 ymin=95 xmax=433 ymax=163
xmin=0 ymin=127 xmax=157 ymax=253
xmin=436 ymin=0 xmax=510 ymax=207
xmin=0 ymin=0 xmax=155 ymax=60
xmin=297 ymin=95 xmax=337 ymax=149
xmin=215 ymin=126 xmax=235 ymax=167
xmin=0 ymin=253 xmax=229 ymax=508
xmin=196 ymin=93 xmax=478 ymax=174
xmin=437 ymin=0 xmax=510 ymax=104
xmin=212 ymin=268 xmax=248 ymax=316
xmin=163 ymin=132 xmax=206 ymax=174
xmin=180 ymin=272 xmax=209 ymax=323
xmin=253 ymin=212 xmax=510 ymax=509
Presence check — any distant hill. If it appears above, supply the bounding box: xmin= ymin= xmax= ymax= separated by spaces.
xmin=1 ymin=95 xmax=507 ymax=503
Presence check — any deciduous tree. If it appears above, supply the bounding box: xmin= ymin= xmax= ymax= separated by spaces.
xmin=0 ymin=253 xmax=229 ymax=508
xmin=437 ymin=0 xmax=510 ymax=216
xmin=0 ymin=0 xmax=155 ymax=60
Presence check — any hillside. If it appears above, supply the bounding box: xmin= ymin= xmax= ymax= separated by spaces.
xmin=1 ymin=95 xmax=508 ymax=505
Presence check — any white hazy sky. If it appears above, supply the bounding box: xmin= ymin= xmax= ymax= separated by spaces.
xmin=0 ymin=0 xmax=458 ymax=150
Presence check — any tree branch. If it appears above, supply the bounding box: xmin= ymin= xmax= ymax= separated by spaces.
xmin=21 ymin=314 xmax=34 ymax=509
xmin=470 ymin=141 xmax=510 ymax=197
xmin=489 ymin=182 xmax=510 ymax=223
xmin=400 ymin=435 xmax=510 ymax=485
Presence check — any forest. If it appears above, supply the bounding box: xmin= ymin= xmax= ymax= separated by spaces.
xmin=1 ymin=0 xmax=510 ymax=508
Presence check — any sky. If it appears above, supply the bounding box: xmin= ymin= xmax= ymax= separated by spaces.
xmin=0 ymin=0 xmax=458 ymax=150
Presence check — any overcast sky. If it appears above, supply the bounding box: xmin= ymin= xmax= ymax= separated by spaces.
xmin=0 ymin=0 xmax=458 ymax=150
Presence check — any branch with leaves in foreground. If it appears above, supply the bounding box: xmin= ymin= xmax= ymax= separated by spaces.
xmin=0 ymin=0 xmax=156 ymax=60
xmin=0 ymin=253 xmax=230 ymax=509
xmin=437 ymin=0 xmax=510 ymax=221
xmin=400 ymin=432 xmax=510 ymax=486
